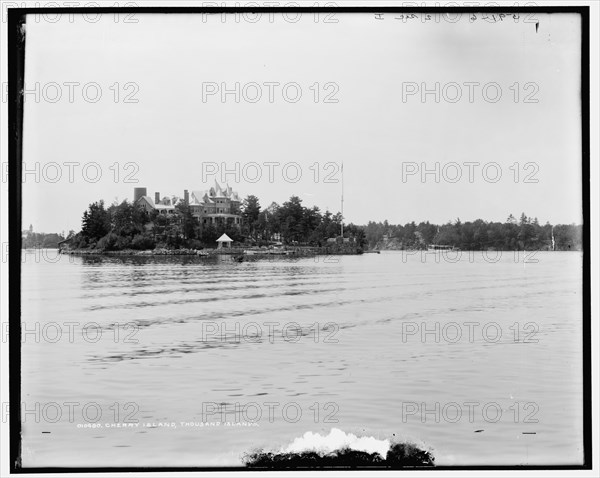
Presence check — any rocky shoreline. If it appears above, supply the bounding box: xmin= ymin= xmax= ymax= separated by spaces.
xmin=61 ymin=247 xmax=215 ymax=256
xmin=59 ymin=245 xmax=365 ymax=257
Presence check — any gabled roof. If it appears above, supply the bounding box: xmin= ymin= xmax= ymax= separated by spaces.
xmin=191 ymin=183 xmax=241 ymax=204
xmin=203 ymin=193 xmax=215 ymax=204
xmin=138 ymin=196 xmax=155 ymax=207
xmin=213 ymin=180 xmax=240 ymax=199
xmin=216 ymin=233 xmax=233 ymax=242
xmin=157 ymin=195 xmax=180 ymax=206
xmin=190 ymin=190 xmax=204 ymax=204
xmin=214 ymin=180 xmax=224 ymax=197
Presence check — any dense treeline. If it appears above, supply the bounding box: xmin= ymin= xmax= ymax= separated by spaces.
xmin=65 ymin=197 xmax=581 ymax=252
xmin=68 ymin=199 xmax=198 ymax=251
xmin=365 ymin=213 xmax=582 ymax=251
xmin=66 ymin=195 xmax=365 ymax=251
xmin=240 ymin=195 xmax=365 ymax=246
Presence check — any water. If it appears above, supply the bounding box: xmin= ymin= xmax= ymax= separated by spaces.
xmin=20 ymin=250 xmax=584 ymax=467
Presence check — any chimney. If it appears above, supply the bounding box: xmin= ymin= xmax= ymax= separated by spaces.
xmin=133 ymin=187 xmax=147 ymax=203
xmin=184 ymin=189 xmax=189 ymax=204
xmin=155 ymin=192 xmax=160 ymax=204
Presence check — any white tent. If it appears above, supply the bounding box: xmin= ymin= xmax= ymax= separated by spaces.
xmin=216 ymin=233 xmax=233 ymax=249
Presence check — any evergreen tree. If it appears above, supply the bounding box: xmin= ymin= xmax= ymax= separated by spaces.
xmin=81 ymin=200 xmax=110 ymax=240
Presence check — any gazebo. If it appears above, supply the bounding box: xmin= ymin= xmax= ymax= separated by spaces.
xmin=216 ymin=233 xmax=233 ymax=249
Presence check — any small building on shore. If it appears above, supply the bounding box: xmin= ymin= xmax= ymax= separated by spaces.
xmin=216 ymin=233 xmax=233 ymax=249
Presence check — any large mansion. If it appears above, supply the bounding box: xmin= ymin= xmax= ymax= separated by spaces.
xmin=134 ymin=181 xmax=242 ymax=228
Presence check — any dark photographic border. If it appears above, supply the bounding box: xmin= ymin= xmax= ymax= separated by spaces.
xmin=7 ymin=5 xmax=592 ymax=473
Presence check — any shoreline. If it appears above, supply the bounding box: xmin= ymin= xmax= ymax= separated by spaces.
xmin=58 ymin=246 xmax=365 ymax=257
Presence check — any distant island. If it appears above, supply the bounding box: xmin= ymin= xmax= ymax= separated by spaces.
xmin=365 ymin=213 xmax=582 ymax=252
xmin=21 ymin=225 xmax=66 ymax=249
xmin=55 ymin=183 xmax=365 ymax=255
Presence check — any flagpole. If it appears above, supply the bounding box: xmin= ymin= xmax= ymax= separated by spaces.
xmin=341 ymin=162 xmax=344 ymax=238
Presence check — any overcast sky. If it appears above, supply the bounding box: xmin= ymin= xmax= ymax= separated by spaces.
xmin=21 ymin=11 xmax=582 ymax=234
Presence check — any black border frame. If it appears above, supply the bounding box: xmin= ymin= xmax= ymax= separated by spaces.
xmin=7 ymin=5 xmax=592 ymax=473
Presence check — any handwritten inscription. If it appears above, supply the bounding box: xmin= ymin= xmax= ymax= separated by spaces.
xmin=374 ymin=12 xmax=538 ymax=24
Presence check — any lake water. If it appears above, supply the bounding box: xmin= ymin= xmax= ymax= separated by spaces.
xmin=19 ymin=250 xmax=584 ymax=467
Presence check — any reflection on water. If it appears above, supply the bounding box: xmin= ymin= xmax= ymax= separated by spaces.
xmin=20 ymin=251 xmax=583 ymax=467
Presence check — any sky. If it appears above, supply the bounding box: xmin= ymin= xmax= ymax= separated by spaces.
xmin=20 ymin=11 xmax=583 ymax=234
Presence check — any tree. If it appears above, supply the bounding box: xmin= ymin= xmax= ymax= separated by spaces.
xmin=108 ymin=200 xmax=149 ymax=238
xmin=518 ymin=212 xmax=535 ymax=249
xmin=81 ymin=200 xmax=110 ymax=241
xmin=257 ymin=202 xmax=281 ymax=243
xmin=417 ymin=221 xmax=437 ymax=245
xmin=345 ymin=223 xmax=367 ymax=248
xmin=302 ymin=206 xmax=322 ymax=243
xmin=519 ymin=212 xmax=529 ymax=226
xmin=242 ymin=195 xmax=261 ymax=242
xmin=200 ymin=223 xmax=218 ymax=245
xmin=436 ymin=221 xmax=460 ymax=246
xmin=175 ymin=200 xmax=197 ymax=240
xmin=278 ymin=196 xmax=305 ymax=243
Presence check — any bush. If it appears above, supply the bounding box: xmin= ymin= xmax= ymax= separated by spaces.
xmin=131 ymin=233 xmax=156 ymax=250
xmin=186 ymin=239 xmax=203 ymax=250
xmin=97 ymin=233 xmax=135 ymax=251
xmin=96 ymin=232 xmax=119 ymax=251
xmin=68 ymin=234 xmax=87 ymax=249
xmin=166 ymin=235 xmax=184 ymax=248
